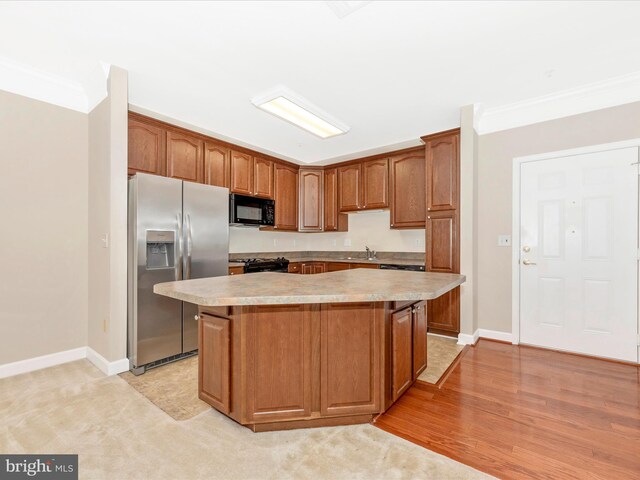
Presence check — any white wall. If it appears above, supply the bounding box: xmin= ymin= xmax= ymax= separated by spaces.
xmin=0 ymin=90 xmax=88 ymax=364
xmin=230 ymin=210 xmax=425 ymax=253
xmin=476 ymin=101 xmax=640 ymax=334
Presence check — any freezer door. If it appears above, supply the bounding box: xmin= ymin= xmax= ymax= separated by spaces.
xmin=182 ymin=181 xmax=230 ymax=352
xmin=128 ymin=174 xmax=184 ymax=368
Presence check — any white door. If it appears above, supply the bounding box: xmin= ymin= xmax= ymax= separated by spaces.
xmin=519 ymin=147 xmax=638 ymax=362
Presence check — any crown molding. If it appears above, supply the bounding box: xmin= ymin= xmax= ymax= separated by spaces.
xmin=0 ymin=56 xmax=90 ymax=112
xmin=477 ymin=71 xmax=640 ymax=135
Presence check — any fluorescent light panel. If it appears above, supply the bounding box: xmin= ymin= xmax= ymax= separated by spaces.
xmin=252 ymin=87 xmax=349 ymax=139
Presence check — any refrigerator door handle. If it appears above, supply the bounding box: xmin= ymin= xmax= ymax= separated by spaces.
xmin=176 ymin=213 xmax=183 ymax=281
xmin=186 ymin=213 xmax=193 ymax=279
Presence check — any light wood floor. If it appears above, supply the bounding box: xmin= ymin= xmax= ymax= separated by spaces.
xmin=375 ymin=339 xmax=640 ymax=480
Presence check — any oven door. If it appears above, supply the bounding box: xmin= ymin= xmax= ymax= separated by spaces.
xmin=230 ymin=194 xmax=274 ymax=226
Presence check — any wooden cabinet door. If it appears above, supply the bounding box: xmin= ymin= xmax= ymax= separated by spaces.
xmin=326 ymin=262 xmax=350 ymax=272
xmin=426 ymin=210 xmax=459 ymax=273
xmin=128 ymin=118 xmax=166 ymax=176
xmin=412 ymin=301 xmax=427 ymax=378
xmin=426 ymin=131 xmax=459 ymax=212
xmin=427 ymin=287 xmax=460 ymax=333
xmin=391 ymin=307 xmax=413 ymax=402
xmin=273 ymin=163 xmax=298 ymax=231
xmin=230 ymin=151 xmax=254 ymax=195
xmin=389 ymin=152 xmax=426 ymax=228
xmin=301 ymin=263 xmax=313 ymax=275
xmin=321 ymin=303 xmax=381 ymax=416
xmin=166 ymin=131 xmax=203 ymax=183
xmin=199 ymin=314 xmax=230 ymax=414
xmin=204 ymin=142 xmax=230 ymax=188
xmin=338 ymin=164 xmax=361 ymax=212
xmin=245 ymin=305 xmax=312 ymax=422
xmin=324 ymin=168 xmax=348 ymax=231
xmin=362 ymin=159 xmax=389 ymax=209
xmin=288 ymin=262 xmax=302 ymax=274
xmin=312 ymin=263 xmax=326 ymax=274
xmin=253 ymin=157 xmax=274 ymax=199
xmin=228 ymin=266 xmax=244 ymax=276
xmin=299 ymin=169 xmax=323 ymax=232
xmin=349 ymin=263 xmax=379 ymax=270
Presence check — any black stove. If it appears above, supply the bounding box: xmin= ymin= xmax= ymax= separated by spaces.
xmin=235 ymin=257 xmax=290 ymax=273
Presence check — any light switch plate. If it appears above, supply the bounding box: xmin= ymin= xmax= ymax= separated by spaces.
xmin=498 ymin=235 xmax=511 ymax=247
xmin=343 ymin=238 xmax=352 ymax=247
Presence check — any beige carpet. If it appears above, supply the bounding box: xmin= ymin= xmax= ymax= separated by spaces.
xmin=119 ymin=355 xmax=210 ymax=421
xmin=418 ymin=334 xmax=465 ymax=384
xmin=0 ymin=360 xmax=493 ymax=479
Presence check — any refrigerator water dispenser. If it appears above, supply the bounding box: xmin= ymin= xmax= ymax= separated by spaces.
xmin=146 ymin=230 xmax=176 ymax=269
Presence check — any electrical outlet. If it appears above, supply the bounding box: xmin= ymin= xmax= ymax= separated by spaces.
xmin=103 ymin=317 xmax=109 ymax=333
xmin=498 ymin=235 xmax=511 ymax=247
xmin=343 ymin=238 xmax=352 ymax=247
xmin=415 ymin=238 xmax=424 ymax=247
xmin=331 ymin=239 xmax=337 ymax=247
xmin=293 ymin=239 xmax=297 ymax=248
xmin=273 ymin=239 xmax=278 ymax=247
xmin=101 ymin=233 xmax=109 ymax=249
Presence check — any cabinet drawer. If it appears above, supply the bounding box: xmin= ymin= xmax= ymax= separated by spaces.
xmin=390 ymin=300 xmax=416 ymax=311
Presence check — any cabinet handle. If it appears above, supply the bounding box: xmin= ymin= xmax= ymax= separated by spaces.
xmin=412 ymin=309 xmax=416 ymax=314
xmin=194 ymin=315 xmax=200 ymax=321
xmin=427 ymin=207 xmax=431 ymax=211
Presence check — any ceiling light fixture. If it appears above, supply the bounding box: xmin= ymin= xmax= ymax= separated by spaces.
xmin=251 ymin=86 xmax=349 ymax=139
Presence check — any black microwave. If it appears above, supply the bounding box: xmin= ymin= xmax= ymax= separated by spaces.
xmin=229 ymin=194 xmax=275 ymax=227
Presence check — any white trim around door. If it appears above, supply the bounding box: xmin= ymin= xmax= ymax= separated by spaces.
xmin=512 ymin=138 xmax=640 ymax=364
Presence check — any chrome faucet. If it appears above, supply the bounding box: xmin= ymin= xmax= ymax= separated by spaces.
xmin=365 ymin=246 xmax=376 ymax=260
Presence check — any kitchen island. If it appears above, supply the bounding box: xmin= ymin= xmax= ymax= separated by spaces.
xmin=154 ymin=269 xmax=464 ymax=431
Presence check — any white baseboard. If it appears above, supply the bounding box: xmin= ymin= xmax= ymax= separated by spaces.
xmin=0 ymin=347 xmax=87 ymax=379
xmin=86 ymin=348 xmax=129 ymax=376
xmin=478 ymin=329 xmax=513 ymax=343
xmin=457 ymin=330 xmax=480 ymax=346
xmin=0 ymin=346 xmax=129 ymax=379
xmin=457 ymin=329 xmax=513 ymax=346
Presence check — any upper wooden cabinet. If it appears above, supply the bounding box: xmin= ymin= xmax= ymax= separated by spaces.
xmin=230 ymin=152 xmax=274 ymax=199
xmin=166 ymin=130 xmax=204 ymax=183
xmin=338 ymin=159 xmax=389 ymax=212
xmin=337 ymin=164 xmax=361 ymax=212
xmin=128 ymin=118 xmax=166 ymax=176
xmin=324 ymin=168 xmax=348 ymax=232
xmin=230 ymin=151 xmax=254 ymax=196
xmin=204 ymin=142 xmax=230 ymax=188
xmin=299 ymin=169 xmax=323 ymax=232
xmin=362 ymin=159 xmax=389 ymax=209
xmin=273 ymin=163 xmax=298 ymax=231
xmin=389 ymin=151 xmax=426 ymax=229
xmin=425 ymin=129 xmax=460 ymax=212
xmin=253 ymin=157 xmax=274 ymax=199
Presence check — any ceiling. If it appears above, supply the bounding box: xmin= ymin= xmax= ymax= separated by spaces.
xmin=1 ymin=1 xmax=640 ymax=164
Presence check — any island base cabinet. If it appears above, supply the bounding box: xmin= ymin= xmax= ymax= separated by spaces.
xmin=197 ymin=301 xmax=418 ymax=432
xmin=321 ymin=303 xmax=382 ymax=416
xmin=199 ymin=313 xmax=231 ymax=414
xmin=244 ymin=305 xmax=312 ymax=423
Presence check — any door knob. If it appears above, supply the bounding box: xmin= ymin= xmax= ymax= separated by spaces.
xmin=522 ymin=246 xmax=531 ymax=253
xmin=522 ymin=259 xmax=537 ymax=266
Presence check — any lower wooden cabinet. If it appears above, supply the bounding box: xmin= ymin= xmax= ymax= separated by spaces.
xmin=199 ymin=313 xmax=230 ymax=414
xmin=245 ymin=305 xmax=312 ymax=422
xmin=321 ymin=303 xmax=381 ymax=416
xmin=301 ymin=262 xmax=326 ymax=274
xmin=325 ymin=262 xmax=350 ymax=272
xmin=391 ymin=307 xmax=413 ymax=401
xmin=288 ymin=262 xmax=301 ymax=274
xmin=412 ymin=301 xmax=428 ymax=377
xmin=228 ymin=265 xmax=244 ymax=275
xmin=391 ymin=300 xmax=428 ymax=402
xmin=427 ymin=287 xmax=460 ymax=334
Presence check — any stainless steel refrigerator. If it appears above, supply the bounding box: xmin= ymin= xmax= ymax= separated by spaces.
xmin=127 ymin=173 xmax=229 ymax=374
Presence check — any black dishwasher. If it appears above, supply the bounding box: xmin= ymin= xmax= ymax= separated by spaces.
xmin=379 ymin=264 xmax=425 ymax=271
